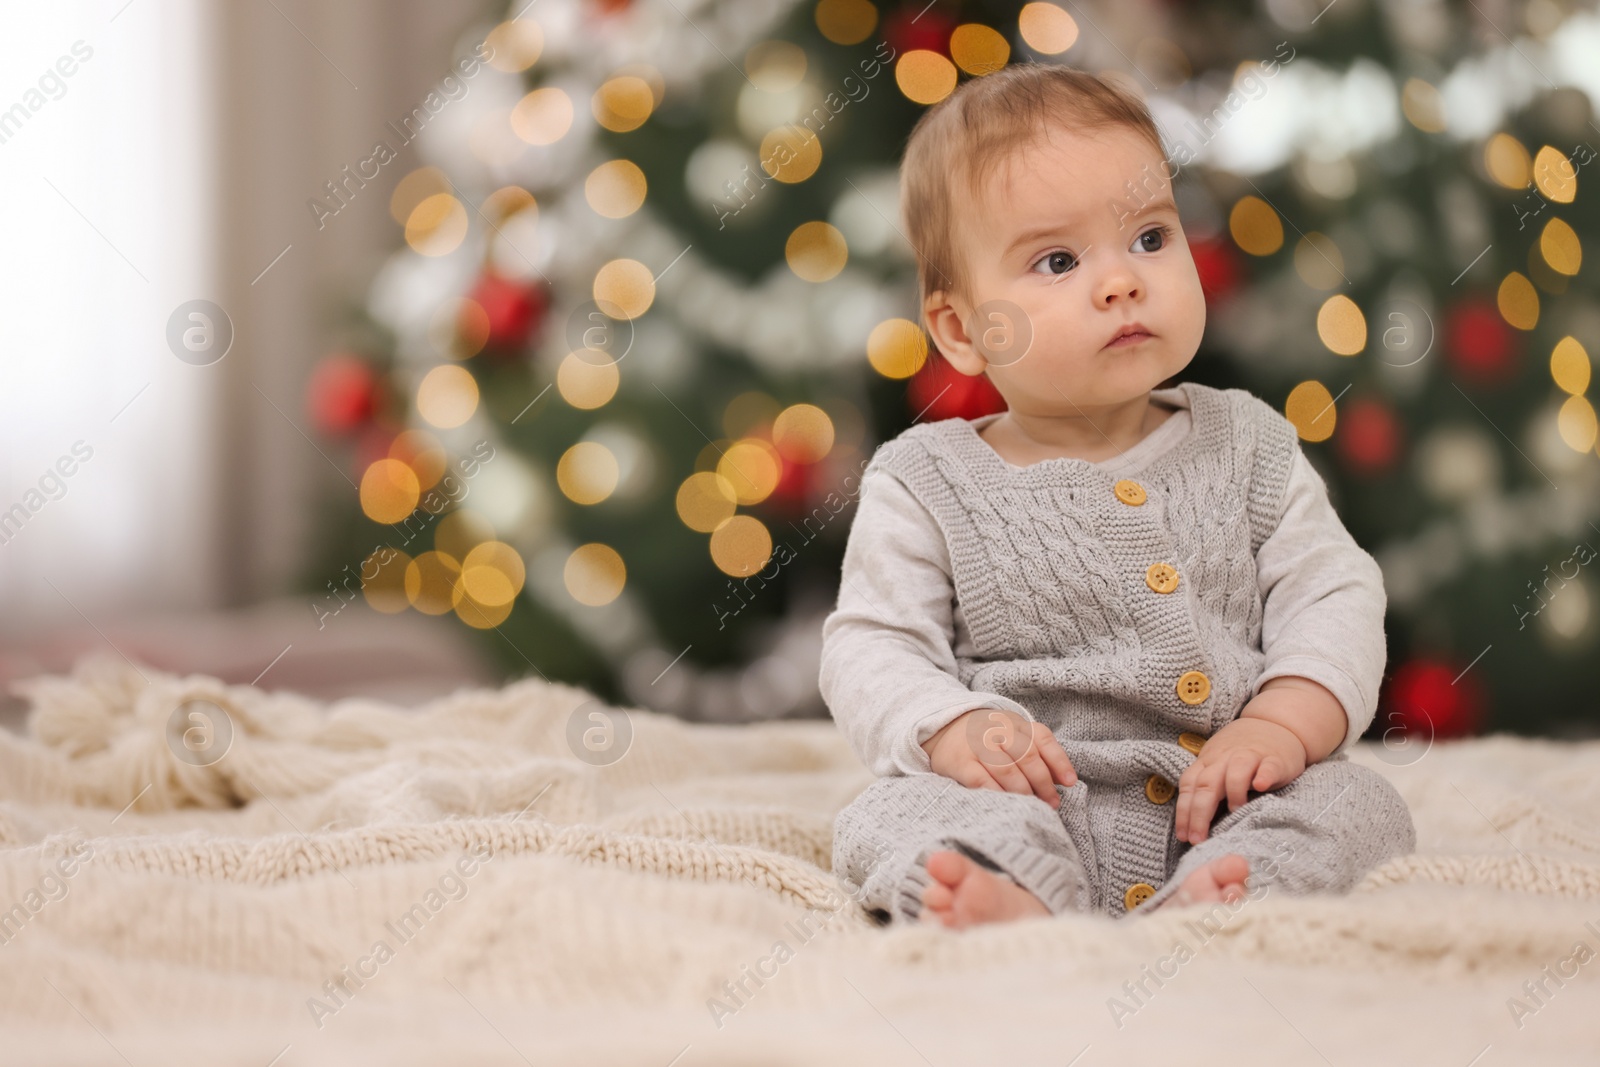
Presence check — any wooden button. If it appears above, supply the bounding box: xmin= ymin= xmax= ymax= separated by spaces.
xmin=1144 ymin=774 xmax=1175 ymax=804
xmin=1124 ymin=882 xmax=1156 ymax=910
xmin=1176 ymin=670 xmax=1211 ymax=705
xmin=1145 ymin=562 xmax=1179 ymax=594
xmin=1177 ymin=731 xmax=1207 ymax=755
xmin=1113 ymin=479 xmax=1147 ymax=506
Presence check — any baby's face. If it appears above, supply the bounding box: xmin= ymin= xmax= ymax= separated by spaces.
xmin=929 ymin=124 xmax=1206 ymax=413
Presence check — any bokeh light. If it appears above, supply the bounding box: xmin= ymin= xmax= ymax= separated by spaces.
xmin=895 ymin=51 xmax=958 ymax=105
xmin=717 ymin=439 xmax=782 ymax=505
xmin=867 ymin=318 xmax=929 ymax=379
xmin=557 ymin=441 xmax=620 ymax=504
xmin=511 ymin=87 xmax=574 ymax=145
xmin=772 ymin=403 xmax=835 ymax=463
xmin=1497 ymin=271 xmax=1539 ymax=330
xmin=360 ymin=458 xmax=421 ymax=524
xmin=1316 ymin=294 xmax=1367 ymax=356
xmin=814 ymin=0 xmax=877 ymax=45
xmin=785 ymin=221 xmax=848 ymax=282
xmin=360 ymin=547 xmax=411 ymax=613
xmin=405 ymin=551 xmax=461 ymax=615
xmin=484 ymin=19 xmax=543 ymax=72
xmin=1019 ymin=3 xmax=1079 ymax=54
xmin=585 ymin=159 xmax=647 ymax=218
xmin=1533 ymin=145 xmax=1577 ymax=203
xmin=593 ymin=76 xmax=654 ymax=132
xmin=1540 ymin=217 xmax=1581 ymax=276
xmin=459 ymin=540 xmax=526 ymax=607
xmin=1285 ymin=380 xmax=1337 ymax=442
xmin=710 ymin=515 xmax=773 ymax=577
xmin=759 ymin=125 xmax=823 ymax=183
xmin=390 ymin=166 xmax=449 ymax=225
xmin=592 ymin=258 xmax=656 ymax=319
xmin=1558 ymin=395 xmax=1598 ymax=453
xmin=1400 ymin=78 xmax=1447 ymax=132
xmin=565 ymin=543 xmax=626 ymax=606
xmin=417 ymin=364 xmax=480 ymax=428
xmin=950 ymin=24 xmax=1010 ymax=75
xmin=1484 ymin=132 xmax=1531 ymax=189
xmin=1229 ymin=196 xmax=1283 ymax=256
xmin=557 ymin=349 xmax=621 ymax=409
xmin=404 ymin=194 xmax=468 ymax=257
xmin=1550 ymin=336 xmax=1590 ymax=395
xmin=676 ymin=471 xmax=739 ymax=532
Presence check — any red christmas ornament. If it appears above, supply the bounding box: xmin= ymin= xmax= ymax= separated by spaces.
xmin=1335 ymin=395 xmax=1402 ymax=475
xmin=467 ymin=271 xmax=547 ymax=352
xmin=1187 ymin=235 xmax=1241 ymax=304
xmin=307 ymin=353 xmax=380 ymax=436
xmin=1444 ymin=298 xmax=1517 ymax=386
xmin=881 ymin=5 xmax=956 ymax=58
xmin=907 ymin=351 xmax=1008 ymax=422
xmin=1381 ymin=658 xmax=1485 ymax=741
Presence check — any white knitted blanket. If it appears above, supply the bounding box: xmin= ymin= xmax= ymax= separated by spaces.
xmin=3 ymin=658 xmax=1598 ymax=1065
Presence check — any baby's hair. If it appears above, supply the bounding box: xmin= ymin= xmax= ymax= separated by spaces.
xmin=899 ymin=62 xmax=1170 ymax=312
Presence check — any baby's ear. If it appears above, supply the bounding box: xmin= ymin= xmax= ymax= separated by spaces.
xmin=922 ymin=290 xmax=987 ymax=377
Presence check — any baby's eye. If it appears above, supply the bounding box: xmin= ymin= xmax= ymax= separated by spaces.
xmin=1030 ymin=250 xmax=1077 ymax=276
xmin=1135 ymin=224 xmax=1175 ymax=252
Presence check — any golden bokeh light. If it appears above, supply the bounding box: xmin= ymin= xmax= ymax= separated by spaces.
xmin=1400 ymin=78 xmax=1446 ymax=133
xmin=584 ymin=159 xmax=647 ymax=218
xmin=1019 ymin=2 xmax=1079 ymax=54
xmin=722 ymin=391 xmax=781 ymax=438
xmin=950 ymin=24 xmax=1010 ymax=76
xmin=484 ymin=19 xmax=544 ymax=72
xmin=592 ymin=258 xmax=656 ymax=320
xmin=1293 ymin=233 xmax=1345 ymax=290
xmin=710 ymin=515 xmax=773 ymax=577
xmin=390 ymin=166 xmax=449 ymax=225
xmin=404 ymin=194 xmax=468 ymax=257
xmin=593 ymin=76 xmax=654 ymax=132
xmin=1316 ymin=294 xmax=1366 ymax=356
xmin=564 ymin=543 xmax=626 ymax=606
xmin=1533 ymin=145 xmax=1577 ymax=203
xmin=1484 ymin=132 xmax=1531 ymax=189
xmin=895 ymin=50 xmax=958 ymax=105
xmin=759 ymin=125 xmax=823 ymax=183
xmin=717 ymin=439 xmax=782 ymax=505
xmin=1540 ymin=217 xmax=1581 ymax=276
xmin=511 ymin=87 xmax=574 ymax=145
xmin=557 ymin=349 xmax=621 ymax=409
xmin=460 ymin=540 xmax=526 ymax=607
xmin=361 ymin=547 xmax=411 ymax=614
xmin=867 ymin=317 xmax=929 ymax=379
xmin=452 ymin=591 xmax=513 ymax=629
xmin=435 ymin=508 xmax=495 ymax=562
xmin=746 ymin=40 xmax=807 ymax=92
xmin=785 ymin=220 xmax=849 ymax=282
xmin=1284 ymin=380 xmax=1337 ymax=442
xmin=1551 ymin=336 xmax=1591 ymax=396
xmin=1497 ymin=271 xmax=1540 ymax=330
xmin=483 ymin=186 xmax=536 ymax=221
xmin=404 ymin=551 xmax=461 ymax=615
xmin=814 ymin=0 xmax=877 ymax=45
xmin=557 ymin=441 xmax=620 ymax=505
xmin=676 ymin=471 xmax=739 ymax=532
xmin=1229 ymin=196 xmax=1283 ymax=256
xmin=772 ymin=403 xmax=835 ymax=463
xmin=1559 ymin=395 xmax=1598 ymax=453
xmin=417 ymin=364 xmax=480 ymax=428
xmin=388 ymin=429 xmax=446 ymax=491
xmin=360 ymin=458 xmax=421 ymax=525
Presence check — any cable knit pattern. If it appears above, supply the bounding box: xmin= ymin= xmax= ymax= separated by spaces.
xmin=0 ymin=657 xmax=1597 ymax=1062
xmin=832 ymin=382 xmax=1414 ymax=918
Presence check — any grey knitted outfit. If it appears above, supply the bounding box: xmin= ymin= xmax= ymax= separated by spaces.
xmin=828 ymin=383 xmax=1416 ymax=923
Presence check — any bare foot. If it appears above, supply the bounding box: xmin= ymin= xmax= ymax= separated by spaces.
xmin=918 ymin=849 xmax=1051 ymax=928
xmin=1152 ymin=853 xmax=1250 ymax=911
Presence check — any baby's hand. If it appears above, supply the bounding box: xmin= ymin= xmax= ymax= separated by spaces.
xmin=921 ymin=708 xmax=1077 ymax=807
xmin=1174 ymin=717 xmax=1307 ymax=845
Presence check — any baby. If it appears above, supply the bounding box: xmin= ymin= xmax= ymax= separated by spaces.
xmin=823 ymin=64 xmax=1416 ymax=928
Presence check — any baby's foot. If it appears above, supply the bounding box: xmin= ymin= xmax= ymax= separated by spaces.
xmin=1152 ymin=853 xmax=1249 ymax=911
xmin=918 ymin=849 xmax=1051 ymax=928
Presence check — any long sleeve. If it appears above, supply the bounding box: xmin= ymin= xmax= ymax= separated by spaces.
xmin=1251 ymin=448 xmax=1388 ymax=757
xmin=818 ymin=468 xmax=1037 ymax=777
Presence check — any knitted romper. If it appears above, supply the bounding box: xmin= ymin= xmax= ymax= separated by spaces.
xmin=830 ymin=384 xmax=1416 ymax=923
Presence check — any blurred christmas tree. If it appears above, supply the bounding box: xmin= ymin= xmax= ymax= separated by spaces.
xmin=305 ymin=0 xmax=1599 ymax=739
